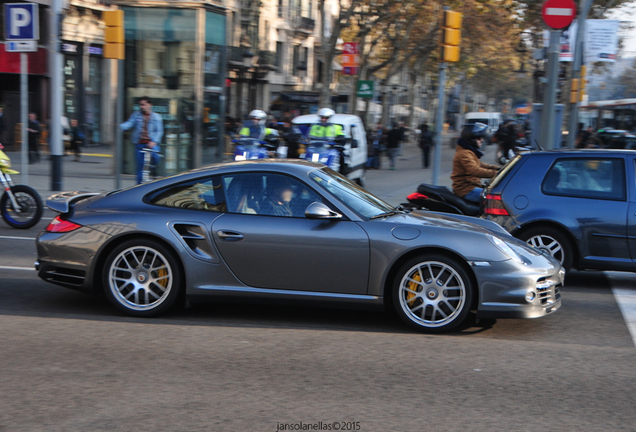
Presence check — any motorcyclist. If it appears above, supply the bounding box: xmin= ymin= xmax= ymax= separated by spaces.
xmin=240 ymin=110 xmax=277 ymax=141
xmin=308 ymin=108 xmax=344 ymax=141
xmin=451 ymin=123 xmax=500 ymax=203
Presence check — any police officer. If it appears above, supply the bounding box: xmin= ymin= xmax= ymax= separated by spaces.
xmin=240 ymin=110 xmax=276 ymax=140
xmin=308 ymin=108 xmax=344 ymax=140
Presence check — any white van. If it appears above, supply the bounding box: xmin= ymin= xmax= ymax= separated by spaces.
xmin=292 ymin=114 xmax=368 ymax=186
xmin=464 ymin=112 xmax=503 ymax=130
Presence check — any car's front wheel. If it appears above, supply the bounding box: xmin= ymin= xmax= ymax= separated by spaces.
xmin=392 ymin=255 xmax=473 ymax=333
xmin=103 ymin=239 xmax=182 ymax=317
xmin=518 ymin=226 xmax=573 ymax=273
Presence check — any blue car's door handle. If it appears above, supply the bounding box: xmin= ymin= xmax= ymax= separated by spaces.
xmin=217 ymin=230 xmax=245 ymax=241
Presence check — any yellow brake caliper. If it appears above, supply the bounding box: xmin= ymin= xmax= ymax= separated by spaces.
xmin=406 ymin=271 xmax=421 ymax=306
xmin=156 ymin=267 xmax=168 ymax=289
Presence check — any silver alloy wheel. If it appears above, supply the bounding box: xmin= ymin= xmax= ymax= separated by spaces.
xmin=398 ymin=261 xmax=466 ymax=328
xmin=108 ymin=246 xmax=173 ymax=311
xmin=526 ymin=235 xmax=564 ymax=264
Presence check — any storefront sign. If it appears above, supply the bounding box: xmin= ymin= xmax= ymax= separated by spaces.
xmin=87 ymin=45 xmax=103 ymax=56
xmin=61 ymin=42 xmax=79 ymax=54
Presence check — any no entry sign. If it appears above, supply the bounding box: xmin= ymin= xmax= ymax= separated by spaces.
xmin=542 ymin=0 xmax=577 ymax=30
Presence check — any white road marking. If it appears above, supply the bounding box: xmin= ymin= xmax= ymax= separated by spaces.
xmin=0 ymin=266 xmax=35 ymax=271
xmin=0 ymin=235 xmax=36 ymax=241
xmin=607 ymin=272 xmax=636 ymax=348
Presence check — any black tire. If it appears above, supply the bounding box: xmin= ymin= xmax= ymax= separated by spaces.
xmin=102 ymin=239 xmax=182 ymax=317
xmin=0 ymin=185 xmax=43 ymax=229
xmin=392 ymin=254 xmax=474 ymax=333
xmin=517 ymin=226 xmax=574 ymax=273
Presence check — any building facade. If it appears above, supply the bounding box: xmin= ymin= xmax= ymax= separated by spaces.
xmin=115 ymin=0 xmax=227 ymax=174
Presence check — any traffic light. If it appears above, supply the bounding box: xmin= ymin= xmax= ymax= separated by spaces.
xmin=103 ymin=10 xmax=124 ymax=60
xmin=570 ymin=78 xmax=580 ymax=104
xmin=440 ymin=10 xmax=462 ymax=63
xmin=579 ymin=65 xmax=587 ymax=102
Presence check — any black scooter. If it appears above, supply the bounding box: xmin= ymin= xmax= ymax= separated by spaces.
xmin=404 ymin=183 xmax=480 ymax=216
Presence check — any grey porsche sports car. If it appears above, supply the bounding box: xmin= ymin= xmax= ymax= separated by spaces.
xmin=36 ymin=160 xmax=563 ymax=332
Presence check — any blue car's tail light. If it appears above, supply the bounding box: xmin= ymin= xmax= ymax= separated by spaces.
xmin=484 ymin=193 xmax=509 ymax=216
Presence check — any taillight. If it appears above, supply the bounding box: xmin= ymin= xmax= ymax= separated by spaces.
xmin=407 ymin=192 xmax=429 ymax=201
xmin=484 ymin=193 xmax=510 ymax=216
xmin=46 ymin=216 xmax=82 ymax=233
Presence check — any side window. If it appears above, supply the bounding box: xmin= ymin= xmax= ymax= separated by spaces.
xmin=147 ymin=177 xmax=226 ymax=212
xmin=223 ymin=173 xmax=323 ymax=217
xmin=542 ymin=158 xmax=626 ymax=201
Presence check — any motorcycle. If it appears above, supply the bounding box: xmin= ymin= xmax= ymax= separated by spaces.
xmin=302 ymin=138 xmax=346 ymax=172
xmin=404 ymin=183 xmax=480 ymax=216
xmin=233 ymin=136 xmax=279 ymax=161
xmin=0 ymin=143 xmax=44 ymax=228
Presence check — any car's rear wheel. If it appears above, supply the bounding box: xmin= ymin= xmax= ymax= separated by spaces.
xmin=103 ymin=239 xmax=182 ymax=317
xmin=392 ymin=254 xmax=473 ymax=333
xmin=518 ymin=226 xmax=573 ymax=273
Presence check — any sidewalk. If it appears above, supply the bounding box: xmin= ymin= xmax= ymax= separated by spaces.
xmin=5 ymin=133 xmax=497 ymax=205
xmin=5 ymin=145 xmax=136 ymax=197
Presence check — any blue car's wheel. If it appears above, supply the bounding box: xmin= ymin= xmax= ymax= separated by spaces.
xmin=518 ymin=226 xmax=573 ymax=273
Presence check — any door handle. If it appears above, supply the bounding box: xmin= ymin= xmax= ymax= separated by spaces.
xmin=217 ymin=230 xmax=245 ymax=241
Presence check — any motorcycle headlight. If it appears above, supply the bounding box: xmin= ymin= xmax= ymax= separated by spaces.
xmin=0 ymin=159 xmax=9 ymax=167
xmin=235 ymin=155 xmax=246 ymax=161
xmin=489 ymin=235 xmax=524 ymax=264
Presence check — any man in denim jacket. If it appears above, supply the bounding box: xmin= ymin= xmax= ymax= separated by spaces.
xmin=120 ymin=96 xmax=164 ymax=184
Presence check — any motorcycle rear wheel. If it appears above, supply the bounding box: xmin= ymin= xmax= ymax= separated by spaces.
xmin=1 ymin=185 xmax=44 ymax=229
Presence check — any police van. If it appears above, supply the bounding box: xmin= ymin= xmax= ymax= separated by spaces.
xmin=292 ymin=114 xmax=368 ymax=186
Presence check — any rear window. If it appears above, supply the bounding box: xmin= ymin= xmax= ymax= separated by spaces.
xmin=146 ymin=177 xmax=227 ymax=212
xmin=541 ymin=158 xmax=626 ymax=201
xmin=488 ymin=155 xmax=522 ymax=190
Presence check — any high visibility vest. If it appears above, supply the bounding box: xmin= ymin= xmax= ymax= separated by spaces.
xmin=308 ymin=123 xmax=343 ymax=140
xmin=240 ymin=124 xmax=275 ymax=140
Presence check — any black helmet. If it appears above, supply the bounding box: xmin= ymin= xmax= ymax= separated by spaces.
xmin=461 ymin=122 xmax=489 ymax=145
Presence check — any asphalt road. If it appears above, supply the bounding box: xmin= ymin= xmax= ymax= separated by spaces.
xmin=1 ymin=214 xmax=636 ymax=432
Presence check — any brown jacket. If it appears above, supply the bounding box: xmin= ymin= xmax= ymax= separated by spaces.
xmin=451 ymin=145 xmax=499 ymax=197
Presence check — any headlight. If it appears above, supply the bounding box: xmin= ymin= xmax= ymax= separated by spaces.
xmin=489 ymin=235 xmax=524 ymax=264
xmin=0 ymin=159 xmax=9 ymax=167
xmin=235 ymin=155 xmax=246 ymax=161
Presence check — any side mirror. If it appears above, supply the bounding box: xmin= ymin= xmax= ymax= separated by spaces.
xmin=351 ymin=139 xmax=359 ymax=149
xmin=305 ymin=202 xmax=342 ymax=220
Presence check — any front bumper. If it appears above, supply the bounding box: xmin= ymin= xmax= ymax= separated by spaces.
xmin=473 ymin=259 xmax=563 ymax=319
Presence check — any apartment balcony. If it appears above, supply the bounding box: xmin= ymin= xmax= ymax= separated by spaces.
xmin=293 ymin=16 xmax=315 ymax=37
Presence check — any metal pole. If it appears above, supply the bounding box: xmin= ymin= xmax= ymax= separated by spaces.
xmin=20 ymin=53 xmax=28 ymax=185
xmin=432 ymin=62 xmax=447 ymax=185
xmin=115 ymin=60 xmax=123 ymax=189
xmin=50 ymin=0 xmax=63 ymax=191
xmin=567 ymin=0 xmax=594 ymax=148
xmin=540 ymin=30 xmax=561 ymax=150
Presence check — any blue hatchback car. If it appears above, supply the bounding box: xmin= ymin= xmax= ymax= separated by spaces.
xmin=482 ymin=150 xmax=636 ymax=273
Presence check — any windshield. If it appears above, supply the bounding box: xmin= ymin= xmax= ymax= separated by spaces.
xmin=309 ymin=168 xmax=394 ymax=218
xmin=466 ymin=118 xmax=489 ymax=125
xmin=236 ymin=137 xmax=261 ymax=147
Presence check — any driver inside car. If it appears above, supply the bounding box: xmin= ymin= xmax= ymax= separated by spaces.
xmin=262 ymin=178 xmax=294 ymax=217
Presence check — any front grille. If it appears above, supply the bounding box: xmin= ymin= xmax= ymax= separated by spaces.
xmin=45 ymin=267 xmax=86 ymax=287
xmin=536 ymin=278 xmax=561 ymax=306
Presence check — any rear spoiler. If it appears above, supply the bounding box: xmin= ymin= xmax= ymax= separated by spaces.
xmin=46 ymin=191 xmax=101 ymax=214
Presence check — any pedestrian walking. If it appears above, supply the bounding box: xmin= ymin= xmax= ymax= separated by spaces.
xmin=418 ymin=123 xmax=433 ymax=168
xmin=69 ymin=119 xmax=84 ymax=162
xmin=120 ymin=96 xmax=164 ymax=184
xmin=366 ymin=121 xmax=383 ymax=169
xmin=27 ymin=112 xmax=40 ymax=164
xmin=386 ymin=123 xmax=401 ymax=170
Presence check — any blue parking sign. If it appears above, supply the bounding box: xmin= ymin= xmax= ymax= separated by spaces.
xmin=4 ymin=3 xmax=39 ymax=41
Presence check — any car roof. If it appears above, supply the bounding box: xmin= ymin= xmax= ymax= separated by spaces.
xmin=522 ymin=149 xmax=636 ymax=157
